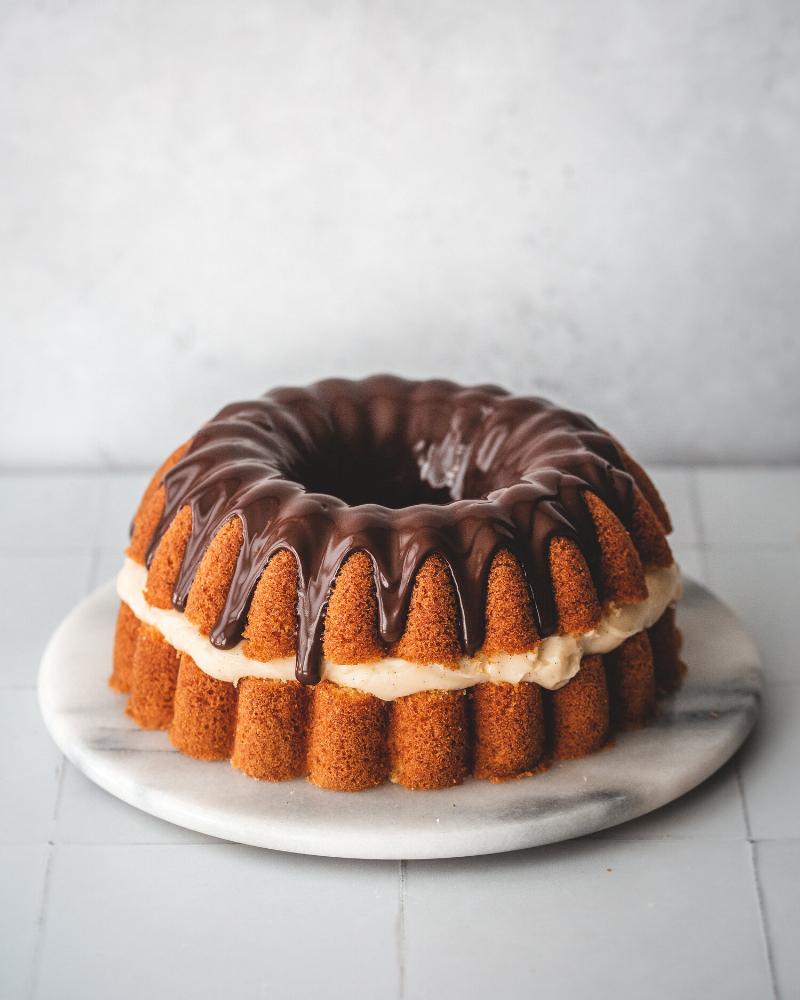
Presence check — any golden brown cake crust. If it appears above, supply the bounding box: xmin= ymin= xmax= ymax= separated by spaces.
xmin=243 ymin=550 xmax=298 ymax=661
xmin=232 ymin=678 xmax=309 ymax=782
xmin=127 ymin=441 xmax=191 ymax=564
xmin=126 ymin=624 xmax=180 ymax=729
xmin=549 ymin=536 xmax=601 ymax=635
xmin=617 ymin=442 xmax=672 ymax=534
xmin=630 ymin=489 xmax=674 ymax=568
xmin=391 ymin=555 xmax=461 ymax=666
xmin=322 ymin=551 xmax=384 ymax=664
xmin=482 ymin=550 xmax=540 ymax=656
xmin=606 ymin=630 xmax=656 ymax=730
xmin=306 ymin=681 xmax=389 ymax=791
xmin=649 ymin=606 xmax=686 ymax=695
xmin=185 ymin=517 xmax=244 ymax=634
xmin=584 ymin=490 xmax=647 ymax=605
xmin=110 ymin=602 xmax=139 ymax=693
xmin=389 ymin=689 xmax=468 ymax=789
xmin=549 ymin=654 xmax=610 ymax=760
xmin=169 ymin=654 xmax=237 ymax=761
xmin=472 ymin=681 xmax=544 ymax=780
xmin=145 ymin=505 xmax=192 ymax=610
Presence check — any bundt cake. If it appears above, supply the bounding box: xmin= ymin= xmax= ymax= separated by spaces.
xmin=110 ymin=376 xmax=685 ymax=791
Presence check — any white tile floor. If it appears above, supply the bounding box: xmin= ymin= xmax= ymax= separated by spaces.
xmin=34 ymin=846 xmax=400 ymax=1000
xmin=0 ymin=466 xmax=797 ymax=1000
xmin=404 ymin=840 xmax=771 ymax=1000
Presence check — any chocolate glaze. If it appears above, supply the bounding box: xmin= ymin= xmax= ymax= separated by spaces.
xmin=145 ymin=376 xmax=634 ymax=684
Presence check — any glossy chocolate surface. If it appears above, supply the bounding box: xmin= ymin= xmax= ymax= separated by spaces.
xmin=146 ymin=376 xmax=634 ymax=683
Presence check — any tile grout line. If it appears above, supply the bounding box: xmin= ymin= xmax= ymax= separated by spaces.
xmin=26 ymin=751 xmax=71 ymax=999
xmin=0 ymin=467 xmax=155 ymax=477
xmin=735 ymin=755 xmax=752 ymax=842
xmin=397 ymin=860 xmax=407 ymax=1000
xmin=50 ymin=753 xmax=68 ymax=834
xmin=26 ymin=534 xmax=100 ymax=1000
xmin=747 ymin=840 xmax=780 ymax=1000
xmin=27 ymin=842 xmax=57 ymax=1000
xmin=0 ymin=545 xmax=108 ymax=555
xmin=736 ymin=763 xmax=779 ymax=1000
xmin=695 ymin=466 xmax=777 ymax=996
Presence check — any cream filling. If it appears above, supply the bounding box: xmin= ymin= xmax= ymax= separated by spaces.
xmin=116 ymin=557 xmax=681 ymax=700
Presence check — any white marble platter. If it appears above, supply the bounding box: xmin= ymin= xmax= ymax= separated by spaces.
xmin=38 ymin=578 xmax=761 ymax=860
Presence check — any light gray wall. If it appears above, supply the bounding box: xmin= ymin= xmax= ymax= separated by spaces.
xmin=2 ymin=1 xmax=798 ymax=467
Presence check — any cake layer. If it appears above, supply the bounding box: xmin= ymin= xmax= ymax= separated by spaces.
xmin=117 ymin=556 xmax=681 ymax=700
xmin=112 ymin=601 xmax=683 ymax=789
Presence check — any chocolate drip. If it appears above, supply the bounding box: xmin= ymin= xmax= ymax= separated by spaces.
xmin=145 ymin=376 xmax=634 ymax=684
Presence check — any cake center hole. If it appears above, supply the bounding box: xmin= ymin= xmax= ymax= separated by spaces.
xmin=291 ymin=451 xmax=463 ymax=508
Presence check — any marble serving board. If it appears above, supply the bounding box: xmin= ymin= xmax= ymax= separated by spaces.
xmin=38 ymin=578 xmax=762 ymax=860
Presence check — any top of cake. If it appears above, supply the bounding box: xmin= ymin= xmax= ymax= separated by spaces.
xmin=124 ymin=375 xmax=674 ymax=688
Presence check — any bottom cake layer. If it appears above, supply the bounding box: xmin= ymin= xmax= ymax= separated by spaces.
xmin=110 ymin=602 xmax=685 ymax=791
